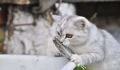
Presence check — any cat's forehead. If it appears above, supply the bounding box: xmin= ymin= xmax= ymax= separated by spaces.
xmin=57 ymin=16 xmax=88 ymax=32
xmin=60 ymin=16 xmax=82 ymax=25
xmin=60 ymin=16 xmax=75 ymax=28
xmin=57 ymin=17 xmax=75 ymax=34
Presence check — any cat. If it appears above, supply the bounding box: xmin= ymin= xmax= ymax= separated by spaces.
xmin=52 ymin=15 xmax=120 ymax=70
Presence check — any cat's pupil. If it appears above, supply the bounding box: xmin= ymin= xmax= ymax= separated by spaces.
xmin=66 ymin=34 xmax=73 ymax=38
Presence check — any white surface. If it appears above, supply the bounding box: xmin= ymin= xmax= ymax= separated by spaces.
xmin=0 ymin=55 xmax=69 ymax=70
xmin=61 ymin=61 xmax=76 ymax=70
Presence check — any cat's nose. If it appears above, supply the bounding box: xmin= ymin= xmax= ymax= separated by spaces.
xmin=60 ymin=37 xmax=65 ymax=43
xmin=55 ymin=36 xmax=60 ymax=39
xmin=55 ymin=36 xmax=63 ymax=43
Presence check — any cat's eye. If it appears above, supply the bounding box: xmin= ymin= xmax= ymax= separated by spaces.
xmin=66 ymin=34 xmax=73 ymax=38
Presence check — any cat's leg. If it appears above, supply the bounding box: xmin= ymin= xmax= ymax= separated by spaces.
xmin=54 ymin=52 xmax=63 ymax=57
xmin=70 ymin=52 xmax=104 ymax=66
xmin=70 ymin=54 xmax=81 ymax=66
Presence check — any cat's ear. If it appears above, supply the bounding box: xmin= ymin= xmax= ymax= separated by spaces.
xmin=74 ymin=19 xmax=85 ymax=29
xmin=52 ymin=15 xmax=62 ymax=21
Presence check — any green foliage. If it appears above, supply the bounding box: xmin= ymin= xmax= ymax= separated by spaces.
xmin=74 ymin=66 xmax=88 ymax=70
xmin=0 ymin=30 xmax=5 ymax=43
xmin=90 ymin=12 xmax=97 ymax=22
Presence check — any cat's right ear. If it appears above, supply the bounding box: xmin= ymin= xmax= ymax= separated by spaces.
xmin=74 ymin=19 xmax=85 ymax=29
xmin=52 ymin=15 xmax=62 ymax=21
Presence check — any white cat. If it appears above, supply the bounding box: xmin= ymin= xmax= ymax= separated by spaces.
xmin=52 ymin=15 xmax=120 ymax=70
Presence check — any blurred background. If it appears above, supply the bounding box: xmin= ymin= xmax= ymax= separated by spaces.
xmin=0 ymin=0 xmax=120 ymax=55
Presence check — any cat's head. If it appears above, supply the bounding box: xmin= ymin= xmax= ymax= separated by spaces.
xmin=52 ymin=15 xmax=91 ymax=46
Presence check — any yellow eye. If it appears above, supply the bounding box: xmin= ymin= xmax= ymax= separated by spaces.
xmin=66 ymin=34 xmax=73 ymax=38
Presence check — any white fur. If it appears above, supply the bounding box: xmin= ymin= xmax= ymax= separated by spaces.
xmin=53 ymin=15 xmax=120 ymax=70
xmin=4 ymin=9 xmax=59 ymax=55
xmin=55 ymin=3 xmax=76 ymax=16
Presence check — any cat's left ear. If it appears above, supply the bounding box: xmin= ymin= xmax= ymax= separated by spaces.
xmin=74 ymin=19 xmax=85 ymax=29
xmin=52 ymin=15 xmax=62 ymax=21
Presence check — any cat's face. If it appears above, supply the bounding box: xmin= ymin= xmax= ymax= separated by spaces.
xmin=52 ymin=15 xmax=91 ymax=46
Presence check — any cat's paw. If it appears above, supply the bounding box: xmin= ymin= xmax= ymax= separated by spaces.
xmin=54 ymin=52 xmax=63 ymax=57
xmin=70 ymin=54 xmax=80 ymax=66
